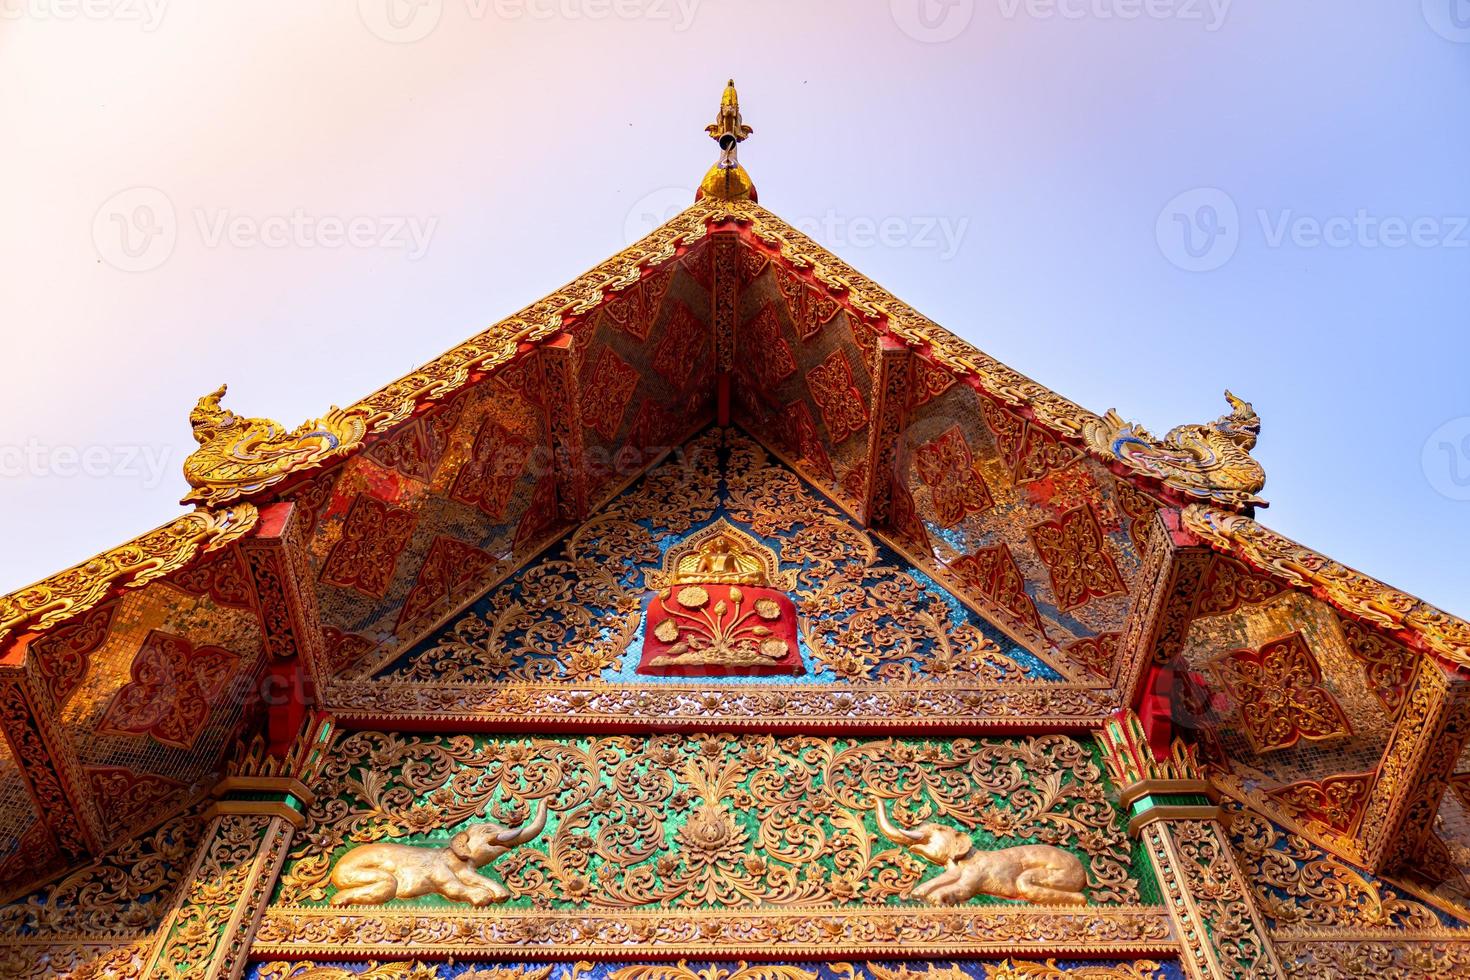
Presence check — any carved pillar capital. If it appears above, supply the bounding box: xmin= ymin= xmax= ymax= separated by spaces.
xmin=1099 ymin=710 xmax=1282 ymax=979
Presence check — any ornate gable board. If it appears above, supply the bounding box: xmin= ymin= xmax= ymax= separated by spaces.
xmin=323 ymin=430 xmax=1117 ymax=731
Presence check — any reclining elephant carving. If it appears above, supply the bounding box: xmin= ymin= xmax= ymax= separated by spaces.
xmin=875 ymin=801 xmax=1088 ymax=906
xmin=330 ymin=801 xmax=548 ymax=906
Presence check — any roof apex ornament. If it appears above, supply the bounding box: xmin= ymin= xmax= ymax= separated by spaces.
xmin=182 ymin=384 xmax=369 ymax=506
xmin=1081 ymin=390 xmax=1266 ymax=509
xmin=699 ymin=78 xmax=756 ymax=203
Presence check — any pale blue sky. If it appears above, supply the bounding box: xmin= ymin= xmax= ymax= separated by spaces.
xmin=0 ymin=2 xmax=1465 ymax=612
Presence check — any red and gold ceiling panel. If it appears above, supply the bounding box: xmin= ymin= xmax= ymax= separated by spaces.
xmin=896 ymin=381 xmax=1150 ymax=676
xmin=321 ymin=430 xmax=1108 ymax=730
xmin=293 ymin=379 xmax=547 ymax=676
xmin=1179 ymin=589 xmax=1402 ymax=818
xmin=54 ymin=576 xmax=263 ymax=843
xmin=731 ymin=259 xmax=876 ymax=515
xmin=572 ymin=260 xmax=715 ymax=509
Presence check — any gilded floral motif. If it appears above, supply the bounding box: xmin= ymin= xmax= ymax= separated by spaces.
xmin=96 ymin=630 xmax=240 ymax=750
xmin=1225 ymin=801 xmax=1445 ymax=932
xmin=273 ymin=731 xmax=1142 ymax=911
xmin=381 ymin=431 xmax=1044 ymax=687
xmin=1208 ymin=633 xmax=1352 ymax=754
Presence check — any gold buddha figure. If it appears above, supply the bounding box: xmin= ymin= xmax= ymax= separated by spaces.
xmin=673 ymin=532 xmax=766 ymax=585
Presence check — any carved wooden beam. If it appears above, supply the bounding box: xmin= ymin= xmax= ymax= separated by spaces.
xmin=711 ymin=231 xmax=740 ymax=428
xmin=0 ymin=647 xmax=106 ymax=865
xmin=234 ymin=502 xmax=327 ymax=753
xmin=536 ymin=334 xmax=591 ymax=522
xmin=858 ymin=335 xmax=912 ymax=528
xmin=1356 ymin=658 xmax=1470 ymax=875
xmin=237 ymin=502 xmax=325 ymax=675
xmin=1115 ymin=508 xmax=1213 ymax=705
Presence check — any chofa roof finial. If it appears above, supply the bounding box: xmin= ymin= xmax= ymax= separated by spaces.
xmin=699 ymin=79 xmax=756 ymax=202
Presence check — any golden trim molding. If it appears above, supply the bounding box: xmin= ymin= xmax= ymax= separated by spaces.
xmin=252 ymin=905 xmax=1175 ymax=958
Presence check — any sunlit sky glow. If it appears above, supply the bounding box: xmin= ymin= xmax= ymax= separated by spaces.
xmin=1 ymin=1 xmax=1467 ymax=612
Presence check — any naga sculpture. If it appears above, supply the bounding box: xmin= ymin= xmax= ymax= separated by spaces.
xmin=1081 ymin=390 xmax=1266 ymax=508
xmin=875 ymin=801 xmax=1088 ymax=906
xmin=329 ymin=801 xmax=547 ymax=906
xmin=181 ymin=383 xmax=369 ymax=505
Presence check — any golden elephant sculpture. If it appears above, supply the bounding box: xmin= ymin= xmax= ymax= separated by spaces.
xmin=330 ymin=801 xmax=548 ymax=906
xmin=875 ymin=801 xmax=1087 ymax=906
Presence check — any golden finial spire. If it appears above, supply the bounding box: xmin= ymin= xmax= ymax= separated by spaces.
xmin=699 ymin=79 xmax=756 ymax=202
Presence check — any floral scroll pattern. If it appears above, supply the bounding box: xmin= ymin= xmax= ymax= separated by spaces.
xmin=248 ymin=962 xmax=1179 ymax=980
xmin=1225 ymin=802 xmax=1452 ymax=932
xmin=380 ymin=431 xmax=1054 ymax=686
xmin=274 ymin=731 xmax=1143 ymax=910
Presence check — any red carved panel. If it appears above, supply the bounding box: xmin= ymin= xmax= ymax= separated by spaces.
xmin=580 ymin=347 xmax=641 ymax=442
xmin=1062 ymin=632 xmax=1121 ymax=679
xmin=1014 ymin=425 xmax=1082 ymax=485
xmin=1210 ymin=632 xmax=1353 ymax=754
xmin=396 ymin=536 xmax=499 ymax=633
xmin=980 ymin=398 xmax=1080 ymax=485
xmin=888 ymin=480 xmax=932 ymax=555
xmin=740 ymin=247 xmax=769 ymax=284
xmin=288 ymin=467 xmax=341 ymax=540
xmin=783 ymin=400 xmax=835 ymax=485
xmin=807 ymin=348 xmax=869 ymax=446
xmin=639 ymin=584 xmax=802 ymax=678
xmin=1267 ymin=772 xmax=1375 ymax=836
xmin=1195 ymin=555 xmax=1285 ymax=618
xmin=913 ymin=425 xmax=995 ymax=528
xmin=169 ymin=551 xmax=254 ymax=610
xmin=681 ymin=243 xmax=714 ymax=291
xmin=948 ymin=544 xmax=1045 ymax=635
xmin=449 ymin=419 xmax=533 ymax=521
xmin=652 ymin=300 xmax=709 ymax=392
xmin=515 ymin=474 xmax=562 ymax=554
xmin=320 ymin=494 xmax=417 ymax=599
xmin=29 ymin=602 xmax=116 ymax=706
xmin=322 ymin=626 xmax=376 ymax=676
xmin=1027 ymin=504 xmax=1127 ymax=612
xmin=84 ymin=766 xmax=184 ymax=835
xmin=774 ymin=265 xmax=840 ymax=342
xmin=910 ymin=357 xmax=956 ymax=408
xmin=365 ymin=421 xmax=434 ymax=483
xmin=601 ymin=266 xmax=674 ymax=342
xmin=627 ymin=400 xmax=685 ymax=458
xmin=97 ymin=629 xmax=241 ymax=750
xmin=497 ymin=356 xmax=547 ymax=411
xmin=0 ymin=821 xmax=60 ymax=892
xmin=743 ymin=303 xmax=796 ymax=389
xmin=1113 ymin=481 xmax=1162 ymax=555
xmin=1339 ymin=618 xmax=1418 ymax=719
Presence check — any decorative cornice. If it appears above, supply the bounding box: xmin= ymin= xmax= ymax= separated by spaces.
xmin=180 ymin=201 xmax=720 ymax=508
xmin=0 ymin=503 xmax=258 ymax=649
xmin=1183 ymin=505 xmax=1470 ymax=669
xmin=319 ymin=679 xmax=1119 ymax=731
xmin=252 ymin=905 xmax=1175 ymax=959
